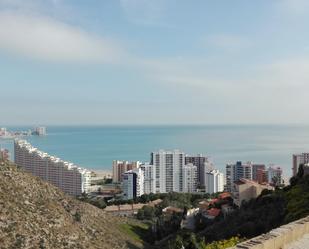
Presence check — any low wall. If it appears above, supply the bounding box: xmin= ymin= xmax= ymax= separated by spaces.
xmin=228 ymin=216 xmax=309 ymax=249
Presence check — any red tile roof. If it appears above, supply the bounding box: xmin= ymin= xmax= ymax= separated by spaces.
xmin=219 ymin=192 xmax=231 ymax=199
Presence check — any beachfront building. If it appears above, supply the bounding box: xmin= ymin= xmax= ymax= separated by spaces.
xmin=232 ymin=178 xmax=274 ymax=206
xmin=185 ymin=154 xmax=213 ymax=187
xmin=140 ymin=163 xmax=156 ymax=194
xmin=122 ymin=167 xmax=144 ymax=200
xmin=182 ymin=163 xmax=198 ymax=193
xmin=205 ymin=169 xmax=224 ymax=194
xmin=112 ymin=160 xmax=141 ymax=183
xmin=292 ymin=153 xmax=309 ymax=176
xmin=151 ymin=150 xmax=185 ymax=193
xmin=14 ymin=140 xmax=91 ymax=196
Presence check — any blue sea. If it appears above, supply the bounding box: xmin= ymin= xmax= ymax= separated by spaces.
xmin=2 ymin=125 xmax=309 ymax=178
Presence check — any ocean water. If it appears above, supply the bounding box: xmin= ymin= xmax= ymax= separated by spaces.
xmin=2 ymin=125 xmax=309 ymax=178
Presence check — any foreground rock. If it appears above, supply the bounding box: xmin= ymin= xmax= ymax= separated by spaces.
xmin=0 ymin=161 xmax=142 ymax=249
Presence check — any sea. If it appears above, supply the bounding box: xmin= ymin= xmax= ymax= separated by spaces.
xmin=2 ymin=125 xmax=309 ymax=178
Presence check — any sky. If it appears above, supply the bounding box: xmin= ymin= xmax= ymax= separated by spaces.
xmin=1 ymin=0 xmax=309 ymax=125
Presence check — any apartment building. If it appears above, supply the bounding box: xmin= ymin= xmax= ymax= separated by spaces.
xmin=226 ymin=161 xmax=259 ymax=192
xmin=112 ymin=160 xmax=141 ymax=183
xmin=151 ymin=150 xmax=185 ymax=193
xmin=232 ymin=178 xmax=274 ymax=206
xmin=122 ymin=167 xmax=144 ymax=200
xmin=205 ymin=169 xmax=224 ymax=194
xmin=292 ymin=153 xmax=309 ymax=176
xmin=14 ymin=140 xmax=91 ymax=196
xmin=267 ymin=165 xmax=283 ymax=186
xmin=140 ymin=163 xmax=156 ymax=194
xmin=182 ymin=163 xmax=198 ymax=193
xmin=185 ymin=154 xmax=212 ymax=187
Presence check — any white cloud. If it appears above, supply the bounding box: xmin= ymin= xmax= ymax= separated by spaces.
xmin=278 ymin=0 xmax=309 ymax=16
xmin=0 ymin=11 xmax=124 ymax=63
xmin=204 ymin=34 xmax=251 ymax=53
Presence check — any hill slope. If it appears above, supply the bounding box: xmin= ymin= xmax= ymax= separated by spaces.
xmin=0 ymin=161 xmax=143 ymax=249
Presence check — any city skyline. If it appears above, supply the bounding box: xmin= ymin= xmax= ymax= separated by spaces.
xmin=2 ymin=0 xmax=309 ymax=125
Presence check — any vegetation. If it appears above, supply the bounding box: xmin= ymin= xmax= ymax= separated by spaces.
xmin=119 ymin=222 xmax=150 ymax=244
xmin=167 ymin=164 xmax=309 ymax=249
xmin=168 ymin=234 xmax=241 ymax=249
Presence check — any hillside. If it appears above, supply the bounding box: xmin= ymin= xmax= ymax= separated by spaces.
xmin=0 ymin=161 xmax=143 ymax=249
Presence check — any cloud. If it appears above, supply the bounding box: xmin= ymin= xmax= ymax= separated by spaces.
xmin=203 ymin=34 xmax=251 ymax=53
xmin=278 ymin=0 xmax=309 ymax=16
xmin=0 ymin=11 xmax=124 ymax=63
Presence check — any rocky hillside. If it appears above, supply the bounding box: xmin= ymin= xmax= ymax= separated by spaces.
xmin=0 ymin=160 xmax=143 ymax=249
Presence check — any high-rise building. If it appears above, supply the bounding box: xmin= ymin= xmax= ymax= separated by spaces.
xmin=140 ymin=163 xmax=155 ymax=194
xmin=252 ymin=164 xmax=266 ymax=181
xmin=205 ymin=169 xmax=224 ymax=194
xmin=151 ymin=150 xmax=185 ymax=193
xmin=14 ymin=140 xmax=91 ymax=196
xmin=112 ymin=160 xmax=141 ymax=183
xmin=122 ymin=168 xmax=144 ymax=200
xmin=257 ymin=168 xmax=268 ymax=184
xmin=182 ymin=163 xmax=198 ymax=193
xmin=185 ymin=154 xmax=212 ymax=187
xmin=267 ymin=165 xmax=283 ymax=186
xmin=226 ymin=161 xmax=255 ymax=192
xmin=292 ymin=153 xmax=309 ymax=176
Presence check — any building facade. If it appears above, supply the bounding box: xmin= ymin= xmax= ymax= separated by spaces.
xmin=226 ymin=161 xmax=251 ymax=192
xmin=151 ymin=150 xmax=185 ymax=193
xmin=14 ymin=140 xmax=91 ymax=196
xmin=205 ymin=169 xmax=224 ymax=194
xmin=122 ymin=168 xmax=144 ymax=200
xmin=182 ymin=163 xmax=198 ymax=193
xmin=293 ymin=153 xmax=309 ymax=176
xmin=267 ymin=165 xmax=283 ymax=186
xmin=232 ymin=178 xmax=274 ymax=206
xmin=185 ymin=154 xmax=212 ymax=187
xmin=252 ymin=164 xmax=266 ymax=182
xmin=140 ymin=163 xmax=156 ymax=194
xmin=112 ymin=160 xmax=141 ymax=183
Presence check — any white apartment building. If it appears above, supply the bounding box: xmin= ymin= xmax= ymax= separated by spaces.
xmin=151 ymin=150 xmax=185 ymax=193
xmin=14 ymin=140 xmax=91 ymax=196
xmin=122 ymin=167 xmax=144 ymax=200
xmin=140 ymin=163 xmax=156 ymax=194
xmin=182 ymin=163 xmax=198 ymax=193
xmin=205 ymin=169 xmax=224 ymax=194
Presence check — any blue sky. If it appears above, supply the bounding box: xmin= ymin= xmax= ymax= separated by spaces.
xmin=1 ymin=0 xmax=309 ymax=125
